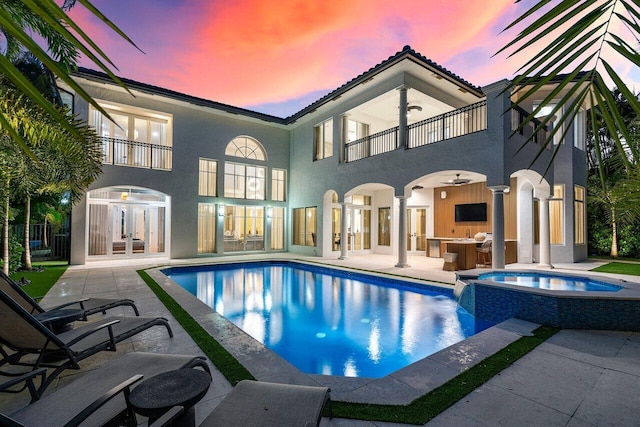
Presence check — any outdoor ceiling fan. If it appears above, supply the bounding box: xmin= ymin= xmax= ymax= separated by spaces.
xmin=441 ymin=173 xmax=471 ymax=186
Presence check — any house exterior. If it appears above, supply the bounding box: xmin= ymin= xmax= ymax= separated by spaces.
xmin=64 ymin=46 xmax=588 ymax=267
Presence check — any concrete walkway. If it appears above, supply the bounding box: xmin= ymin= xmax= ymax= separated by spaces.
xmin=1 ymin=255 xmax=639 ymax=426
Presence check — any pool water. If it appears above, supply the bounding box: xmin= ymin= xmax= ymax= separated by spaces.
xmin=164 ymin=262 xmax=494 ymax=378
xmin=477 ymin=272 xmax=623 ymax=292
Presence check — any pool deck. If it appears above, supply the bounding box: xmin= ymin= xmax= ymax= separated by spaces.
xmin=2 ymin=254 xmax=640 ymax=426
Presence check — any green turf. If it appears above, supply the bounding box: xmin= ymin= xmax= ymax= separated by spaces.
xmin=138 ymin=268 xmax=558 ymax=424
xmin=591 ymin=262 xmax=640 ymax=276
xmin=9 ymin=261 xmax=68 ymax=299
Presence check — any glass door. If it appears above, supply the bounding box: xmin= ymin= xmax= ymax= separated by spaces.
xmin=407 ymin=207 xmax=427 ymax=254
xmin=111 ymin=204 xmax=147 ymax=255
xmin=87 ymin=187 xmax=168 ymax=260
xmin=347 ymin=207 xmax=371 ymax=252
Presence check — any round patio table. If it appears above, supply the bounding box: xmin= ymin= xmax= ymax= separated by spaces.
xmin=128 ymin=368 xmax=212 ymax=427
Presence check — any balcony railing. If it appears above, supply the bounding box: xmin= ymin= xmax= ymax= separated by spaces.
xmin=511 ymin=104 xmax=549 ymax=148
xmin=344 ymin=127 xmax=399 ymax=163
xmin=100 ymin=137 xmax=172 ymax=170
xmin=408 ymin=100 xmax=487 ymax=149
xmin=343 ymin=101 xmax=487 ymax=163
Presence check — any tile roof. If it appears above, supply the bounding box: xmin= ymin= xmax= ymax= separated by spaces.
xmin=73 ymin=45 xmax=484 ymax=125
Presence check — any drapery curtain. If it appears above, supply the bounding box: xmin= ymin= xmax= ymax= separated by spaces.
xmin=88 ymin=204 xmax=108 ymax=255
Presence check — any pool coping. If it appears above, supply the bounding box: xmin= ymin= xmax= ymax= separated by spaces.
xmin=147 ymin=258 xmax=540 ymax=405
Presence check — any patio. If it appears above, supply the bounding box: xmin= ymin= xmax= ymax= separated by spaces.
xmin=1 ymin=254 xmax=639 ymax=426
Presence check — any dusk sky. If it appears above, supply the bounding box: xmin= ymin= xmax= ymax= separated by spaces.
xmin=69 ymin=1 xmax=639 ymax=118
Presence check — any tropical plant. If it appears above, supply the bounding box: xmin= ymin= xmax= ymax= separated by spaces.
xmin=0 ymin=0 xmax=139 ymax=156
xmin=0 ymin=81 xmax=102 ymax=272
xmin=499 ymin=0 xmax=640 ymax=175
xmin=586 ymin=87 xmax=640 ymax=257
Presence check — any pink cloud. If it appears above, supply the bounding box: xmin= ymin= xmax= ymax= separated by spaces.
xmin=66 ymin=1 xmax=639 ymax=117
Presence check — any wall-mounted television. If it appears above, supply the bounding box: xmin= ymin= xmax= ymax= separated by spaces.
xmin=455 ymin=203 xmax=487 ymax=222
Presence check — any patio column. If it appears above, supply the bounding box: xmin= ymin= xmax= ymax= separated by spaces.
xmin=340 ymin=114 xmax=349 ymax=163
xmin=538 ymin=196 xmax=553 ymax=268
xmin=339 ymin=202 xmax=349 ymax=260
xmin=395 ymin=196 xmax=410 ymax=268
xmin=398 ymin=85 xmax=408 ymax=149
xmin=490 ymin=186 xmax=507 ymax=269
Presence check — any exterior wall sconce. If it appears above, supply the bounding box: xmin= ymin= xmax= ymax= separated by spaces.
xmin=121 ymin=191 xmax=129 ymax=201
xmin=266 ymin=206 xmax=273 ymax=218
xmin=218 ymin=204 xmax=225 ymax=217
xmin=440 ymin=191 xmax=447 ymax=199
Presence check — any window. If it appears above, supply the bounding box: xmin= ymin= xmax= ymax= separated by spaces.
xmin=225 ymin=136 xmax=266 ymax=160
xmin=313 ymin=119 xmax=333 ymax=160
xmin=378 ymin=207 xmax=391 ymax=246
xmin=90 ymin=103 xmax=172 ymax=169
xmin=224 ymin=162 xmax=266 ymax=200
xmin=550 ymin=185 xmax=564 ymax=245
xmin=197 ymin=204 xmax=216 ymax=253
xmin=574 ymin=185 xmax=585 ymax=244
xmin=293 ymin=207 xmax=316 ymax=246
xmin=352 ymin=195 xmax=371 ymax=205
xmin=347 ymin=119 xmax=369 ymax=142
xmin=271 ymin=169 xmax=286 ymax=201
xmin=332 ymin=208 xmax=341 ymax=251
xmin=198 ymin=158 xmax=217 ymax=196
xmin=271 ymin=207 xmax=285 ymax=250
xmin=223 ymin=205 xmax=264 ymax=252
xmin=574 ymin=109 xmax=586 ymax=150
xmin=534 ymin=101 xmax=563 ymax=145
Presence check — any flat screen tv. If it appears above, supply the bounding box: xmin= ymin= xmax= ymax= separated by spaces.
xmin=455 ymin=203 xmax=487 ymax=222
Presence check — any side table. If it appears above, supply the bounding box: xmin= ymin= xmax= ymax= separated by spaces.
xmin=128 ymin=368 xmax=212 ymax=427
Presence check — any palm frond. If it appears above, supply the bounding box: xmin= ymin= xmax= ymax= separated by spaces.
xmin=500 ymin=0 xmax=640 ymax=177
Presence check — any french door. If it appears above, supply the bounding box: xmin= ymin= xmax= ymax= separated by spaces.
xmin=88 ymin=203 xmax=166 ymax=257
xmin=347 ymin=207 xmax=371 ymax=252
xmin=406 ymin=207 xmax=427 ymax=254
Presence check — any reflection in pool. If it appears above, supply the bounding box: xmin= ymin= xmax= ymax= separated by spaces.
xmin=164 ymin=262 xmax=494 ymax=378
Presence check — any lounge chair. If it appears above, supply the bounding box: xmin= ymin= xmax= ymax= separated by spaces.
xmin=0 ymin=288 xmax=173 ymax=396
xmin=201 ymin=379 xmax=331 ymax=427
xmin=0 ymin=271 xmax=140 ymax=324
xmin=1 ymin=352 xmax=209 ymax=426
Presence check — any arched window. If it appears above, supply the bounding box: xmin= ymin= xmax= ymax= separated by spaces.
xmin=225 ymin=136 xmax=266 ymax=160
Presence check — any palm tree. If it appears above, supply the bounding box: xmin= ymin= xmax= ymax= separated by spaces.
xmin=0 ymin=83 xmax=102 ymax=273
xmin=498 ymin=1 xmax=640 ymax=173
xmin=0 ymin=0 xmax=139 ymax=156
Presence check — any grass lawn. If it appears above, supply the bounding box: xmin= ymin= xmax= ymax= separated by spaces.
xmin=9 ymin=261 xmax=69 ymax=299
xmin=591 ymin=262 xmax=640 ymax=276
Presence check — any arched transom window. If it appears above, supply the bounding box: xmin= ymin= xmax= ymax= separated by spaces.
xmin=225 ymin=136 xmax=266 ymax=160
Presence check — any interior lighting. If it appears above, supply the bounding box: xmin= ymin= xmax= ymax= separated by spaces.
xmin=218 ymin=204 xmax=225 ymax=216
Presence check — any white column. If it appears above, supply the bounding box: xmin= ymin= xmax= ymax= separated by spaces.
xmin=538 ymin=196 xmax=553 ymax=268
xmin=338 ymin=202 xmax=349 ymax=260
xmin=340 ymin=114 xmax=349 ymax=163
xmin=490 ymin=187 xmax=506 ymax=269
xmin=398 ymin=86 xmax=408 ymax=149
xmin=395 ymin=196 xmax=410 ymax=267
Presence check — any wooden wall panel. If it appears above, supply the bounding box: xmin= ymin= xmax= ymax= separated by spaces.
xmin=433 ymin=178 xmax=517 ymax=239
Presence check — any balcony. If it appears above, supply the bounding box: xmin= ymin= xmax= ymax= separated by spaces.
xmin=511 ymin=104 xmax=549 ymax=148
xmin=100 ymin=137 xmax=172 ymax=170
xmin=344 ymin=101 xmax=487 ymax=163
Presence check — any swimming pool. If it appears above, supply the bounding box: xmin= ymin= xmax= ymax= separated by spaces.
xmin=163 ymin=261 xmax=494 ymax=378
xmin=477 ymin=272 xmax=623 ymax=292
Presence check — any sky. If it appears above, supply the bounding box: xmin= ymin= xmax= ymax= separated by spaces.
xmin=68 ymin=0 xmax=640 ymax=118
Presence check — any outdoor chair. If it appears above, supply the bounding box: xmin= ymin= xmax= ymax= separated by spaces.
xmin=0 ymin=271 xmax=140 ymax=325
xmin=200 ymin=379 xmax=331 ymax=427
xmin=0 ymin=352 xmax=209 ymax=427
xmin=0 ymin=289 xmax=173 ymax=396
xmin=476 ymin=239 xmax=492 ymax=268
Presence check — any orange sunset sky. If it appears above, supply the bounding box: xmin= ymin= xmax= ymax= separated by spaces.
xmin=69 ymin=0 xmax=640 ymax=117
